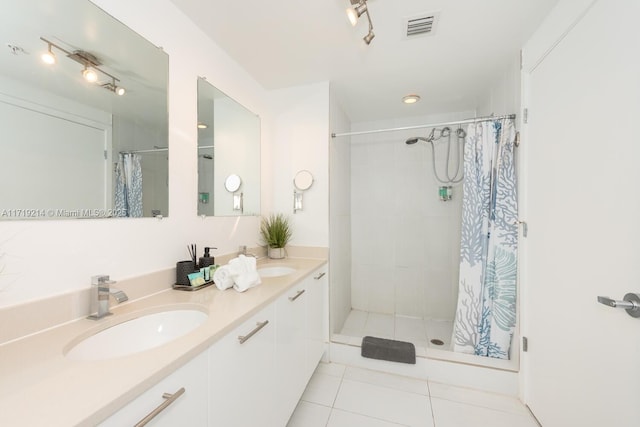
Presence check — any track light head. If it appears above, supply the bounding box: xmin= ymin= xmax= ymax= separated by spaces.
xmin=41 ymin=44 xmax=56 ymax=65
xmin=346 ymin=1 xmax=367 ymax=26
xmin=82 ymin=67 xmax=98 ymax=83
xmin=101 ymin=80 xmax=126 ymax=96
xmin=363 ymin=31 xmax=375 ymax=45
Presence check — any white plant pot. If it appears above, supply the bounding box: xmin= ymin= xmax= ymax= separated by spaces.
xmin=268 ymin=247 xmax=285 ymax=259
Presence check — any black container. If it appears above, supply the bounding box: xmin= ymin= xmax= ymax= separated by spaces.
xmin=199 ymin=247 xmax=216 ymax=268
xmin=199 ymin=256 xmax=215 ymax=268
xmin=176 ymin=260 xmax=198 ymax=285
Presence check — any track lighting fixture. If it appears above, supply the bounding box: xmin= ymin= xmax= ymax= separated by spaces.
xmin=40 ymin=37 xmax=125 ymax=96
xmin=346 ymin=0 xmax=375 ymax=45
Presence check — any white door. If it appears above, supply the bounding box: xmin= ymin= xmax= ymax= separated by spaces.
xmin=523 ymin=1 xmax=640 ymax=426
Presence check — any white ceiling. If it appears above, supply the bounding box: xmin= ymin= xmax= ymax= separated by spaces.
xmin=169 ymin=0 xmax=559 ymax=122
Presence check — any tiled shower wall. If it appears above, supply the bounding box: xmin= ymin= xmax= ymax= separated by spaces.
xmin=350 ymin=113 xmax=473 ymax=321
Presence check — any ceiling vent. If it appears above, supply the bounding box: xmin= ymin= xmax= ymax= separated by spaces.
xmin=404 ymin=12 xmax=439 ymax=39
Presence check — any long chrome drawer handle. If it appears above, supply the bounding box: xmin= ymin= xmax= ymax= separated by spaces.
xmin=134 ymin=387 xmax=185 ymax=427
xmin=238 ymin=320 xmax=269 ymax=344
xmin=314 ymin=272 xmax=326 ymax=280
xmin=289 ymin=289 xmax=306 ymax=301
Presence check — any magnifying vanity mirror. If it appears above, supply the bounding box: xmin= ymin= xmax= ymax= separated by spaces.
xmin=224 ymin=174 xmax=242 ymax=193
xmin=197 ymin=77 xmax=260 ymax=216
xmin=224 ymin=174 xmax=243 ymax=213
xmin=294 ymin=170 xmax=314 ymax=191
xmin=293 ymin=170 xmax=314 ymax=213
xmin=0 ymin=0 xmax=169 ymax=219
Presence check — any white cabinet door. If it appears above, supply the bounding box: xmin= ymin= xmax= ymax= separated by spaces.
xmin=209 ymin=304 xmax=276 ymax=427
xmin=100 ymin=351 xmax=208 ymax=427
xmin=274 ymin=283 xmax=308 ymax=425
xmin=306 ymin=268 xmax=327 ymax=377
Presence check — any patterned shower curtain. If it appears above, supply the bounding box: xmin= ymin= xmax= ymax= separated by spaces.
xmin=453 ymin=118 xmax=518 ymax=359
xmin=114 ymin=153 xmax=143 ymax=217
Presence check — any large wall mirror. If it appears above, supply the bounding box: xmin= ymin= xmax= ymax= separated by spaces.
xmin=0 ymin=0 xmax=168 ymax=219
xmin=197 ymin=77 xmax=260 ymax=216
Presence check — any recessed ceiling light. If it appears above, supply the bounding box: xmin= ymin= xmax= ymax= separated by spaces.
xmin=402 ymin=94 xmax=421 ymax=104
xmin=197 ymin=122 xmax=208 ymax=129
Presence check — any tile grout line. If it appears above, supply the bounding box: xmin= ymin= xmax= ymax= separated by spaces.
xmin=331 ymin=407 xmax=411 ymax=427
xmin=426 ymin=381 xmax=437 ymax=427
xmin=325 ymin=364 xmax=347 ymax=427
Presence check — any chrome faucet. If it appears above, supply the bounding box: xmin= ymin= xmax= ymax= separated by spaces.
xmin=88 ymin=275 xmax=128 ymax=320
xmin=238 ymin=245 xmax=257 ymax=258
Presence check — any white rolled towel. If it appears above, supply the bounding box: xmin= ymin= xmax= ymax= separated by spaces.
xmin=213 ymin=265 xmax=234 ymax=290
xmin=228 ymin=255 xmax=261 ymax=293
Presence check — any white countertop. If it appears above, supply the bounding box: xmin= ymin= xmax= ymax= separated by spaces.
xmin=0 ymin=257 xmax=327 ymax=426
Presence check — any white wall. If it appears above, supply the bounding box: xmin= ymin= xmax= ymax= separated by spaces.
xmin=476 ymin=55 xmax=521 ymax=117
xmin=350 ymin=111 xmax=473 ymax=319
xmin=0 ymin=0 xmax=272 ymax=308
xmin=268 ymin=82 xmax=330 ymax=247
xmin=329 ymin=89 xmax=352 ymax=333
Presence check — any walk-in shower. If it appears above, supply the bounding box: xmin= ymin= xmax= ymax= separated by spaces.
xmin=329 ymin=114 xmax=519 ymax=372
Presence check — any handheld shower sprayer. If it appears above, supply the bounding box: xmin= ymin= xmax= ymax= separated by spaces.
xmin=404 ymin=126 xmax=465 ymax=185
xmin=405 ymin=128 xmax=436 ymax=145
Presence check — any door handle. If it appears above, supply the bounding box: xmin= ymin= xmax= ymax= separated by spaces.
xmin=597 ymin=293 xmax=640 ymax=318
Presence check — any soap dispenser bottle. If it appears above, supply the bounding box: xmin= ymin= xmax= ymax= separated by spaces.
xmin=199 ymin=246 xmax=216 ymax=268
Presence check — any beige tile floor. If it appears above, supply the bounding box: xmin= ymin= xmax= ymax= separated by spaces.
xmin=287 ymin=363 xmax=539 ymax=427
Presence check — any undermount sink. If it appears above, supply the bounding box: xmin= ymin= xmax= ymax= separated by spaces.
xmin=65 ymin=309 xmax=208 ymax=361
xmin=257 ymin=266 xmax=296 ymax=278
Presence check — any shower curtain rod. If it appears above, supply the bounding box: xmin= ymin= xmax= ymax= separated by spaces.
xmin=120 ymin=147 xmax=168 ymax=154
xmin=331 ymin=113 xmax=516 ymax=138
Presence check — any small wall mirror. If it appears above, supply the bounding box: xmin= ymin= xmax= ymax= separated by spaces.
xmin=0 ymin=0 xmax=169 ymax=219
xmin=293 ymin=170 xmax=314 ymax=213
xmin=224 ymin=174 xmax=242 ymax=192
xmin=197 ymin=77 xmax=260 ymax=216
xmin=294 ymin=170 xmax=314 ymax=191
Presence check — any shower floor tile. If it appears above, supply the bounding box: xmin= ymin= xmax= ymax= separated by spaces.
xmin=425 ymin=318 xmax=453 ymax=350
xmin=337 ymin=310 xmax=453 ymax=355
xmin=364 ymin=312 xmax=395 ymax=339
xmin=340 ymin=309 xmax=368 ymax=337
xmin=395 ymin=315 xmax=428 ymax=341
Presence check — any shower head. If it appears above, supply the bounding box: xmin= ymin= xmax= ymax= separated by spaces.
xmin=406 ymin=129 xmax=436 ymax=145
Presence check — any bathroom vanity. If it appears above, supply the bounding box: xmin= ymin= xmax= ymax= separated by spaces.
xmin=0 ymin=257 xmax=327 ymax=426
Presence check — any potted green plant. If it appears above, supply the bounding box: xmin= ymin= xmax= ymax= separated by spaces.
xmin=260 ymin=213 xmax=292 ymax=259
